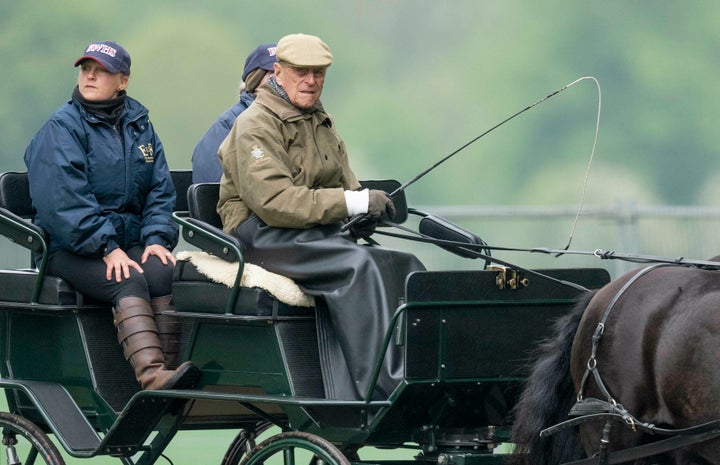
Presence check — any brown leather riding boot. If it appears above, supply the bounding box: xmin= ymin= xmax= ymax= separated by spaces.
xmin=113 ymin=296 xmax=199 ymax=390
xmin=150 ymin=295 xmax=183 ymax=369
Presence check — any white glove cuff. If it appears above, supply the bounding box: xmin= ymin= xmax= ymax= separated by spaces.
xmin=344 ymin=189 xmax=369 ymax=217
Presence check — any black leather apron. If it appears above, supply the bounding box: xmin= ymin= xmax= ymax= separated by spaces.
xmin=234 ymin=215 xmax=425 ymax=400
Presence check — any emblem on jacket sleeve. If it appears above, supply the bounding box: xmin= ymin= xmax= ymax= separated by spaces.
xmin=138 ymin=143 xmax=154 ymax=163
xmin=250 ymin=145 xmax=265 ymax=160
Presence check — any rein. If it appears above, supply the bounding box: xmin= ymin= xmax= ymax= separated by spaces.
xmin=375 ymin=220 xmax=591 ymax=292
xmin=374 ymin=224 xmax=720 ymax=270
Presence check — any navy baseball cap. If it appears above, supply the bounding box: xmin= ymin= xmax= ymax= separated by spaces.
xmin=242 ymin=43 xmax=277 ymax=82
xmin=74 ymin=41 xmax=131 ymax=75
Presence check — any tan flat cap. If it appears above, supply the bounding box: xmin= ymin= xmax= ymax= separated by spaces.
xmin=276 ymin=33 xmax=333 ymax=68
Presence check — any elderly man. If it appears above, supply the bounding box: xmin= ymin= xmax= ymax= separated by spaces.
xmin=192 ymin=42 xmax=277 ymax=183
xmin=217 ymin=33 xmax=425 ymax=400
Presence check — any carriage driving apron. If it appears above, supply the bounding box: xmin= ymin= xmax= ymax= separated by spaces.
xmin=234 ymin=215 xmax=426 ymax=400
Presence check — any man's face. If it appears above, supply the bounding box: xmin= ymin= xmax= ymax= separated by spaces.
xmin=274 ymin=62 xmax=326 ymax=110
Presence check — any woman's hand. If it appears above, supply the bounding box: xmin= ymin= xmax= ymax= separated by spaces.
xmin=103 ymin=248 xmax=144 ymax=282
xmin=142 ymin=244 xmax=176 ymax=266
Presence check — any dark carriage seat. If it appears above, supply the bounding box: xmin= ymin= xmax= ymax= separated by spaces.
xmin=171 ymin=180 xmax=408 ymax=318
xmin=171 ymin=169 xmax=192 ymax=213
xmin=0 ymin=170 xmax=193 ymax=306
xmin=172 ymin=182 xmax=315 ymax=318
xmin=0 ymin=171 xmax=85 ymax=306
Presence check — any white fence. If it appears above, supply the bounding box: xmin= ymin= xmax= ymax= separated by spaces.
xmin=3 ymin=203 xmax=720 ymax=283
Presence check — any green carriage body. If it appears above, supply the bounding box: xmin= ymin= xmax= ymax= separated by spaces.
xmin=0 ymin=171 xmax=610 ymax=465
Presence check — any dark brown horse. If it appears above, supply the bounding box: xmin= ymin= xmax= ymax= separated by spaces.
xmin=509 ymin=262 xmax=720 ymax=465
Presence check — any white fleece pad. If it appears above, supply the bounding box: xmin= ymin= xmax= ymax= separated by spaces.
xmin=176 ymin=250 xmax=314 ymax=308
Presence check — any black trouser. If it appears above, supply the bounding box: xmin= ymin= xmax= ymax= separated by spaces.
xmin=47 ymin=245 xmax=174 ymax=305
xmin=234 ymin=216 xmax=426 ymax=400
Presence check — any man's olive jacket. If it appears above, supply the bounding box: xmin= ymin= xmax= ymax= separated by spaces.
xmin=218 ymin=82 xmax=361 ymax=233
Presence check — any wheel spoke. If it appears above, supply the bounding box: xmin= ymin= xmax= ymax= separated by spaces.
xmin=283 ymin=446 xmax=294 ymax=465
xmin=240 ymin=431 xmax=350 ymax=465
xmin=26 ymin=446 xmax=40 ymax=465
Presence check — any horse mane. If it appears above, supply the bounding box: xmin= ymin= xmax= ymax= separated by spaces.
xmin=506 ymin=291 xmax=596 ymax=465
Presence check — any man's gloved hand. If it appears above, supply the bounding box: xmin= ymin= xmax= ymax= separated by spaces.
xmin=349 ymin=217 xmax=377 ymax=240
xmin=368 ymin=189 xmax=396 ymax=220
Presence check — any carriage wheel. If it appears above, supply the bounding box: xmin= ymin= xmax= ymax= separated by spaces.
xmin=221 ymin=421 xmax=273 ymax=465
xmin=0 ymin=412 xmax=65 ymax=465
xmin=239 ymin=431 xmax=350 ymax=465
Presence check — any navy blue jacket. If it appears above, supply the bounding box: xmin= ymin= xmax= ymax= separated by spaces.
xmin=24 ymin=93 xmax=178 ymax=258
xmin=191 ymin=91 xmax=256 ymax=183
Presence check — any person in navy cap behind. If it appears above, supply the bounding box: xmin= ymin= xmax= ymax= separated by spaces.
xmin=24 ymin=40 xmax=200 ymax=391
xmin=191 ymin=42 xmax=277 ymax=183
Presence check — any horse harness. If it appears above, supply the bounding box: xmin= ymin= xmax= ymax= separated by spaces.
xmin=540 ymin=263 xmax=720 ymax=465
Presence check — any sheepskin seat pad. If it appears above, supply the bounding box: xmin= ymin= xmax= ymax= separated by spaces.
xmin=172 ymin=251 xmax=315 ymax=316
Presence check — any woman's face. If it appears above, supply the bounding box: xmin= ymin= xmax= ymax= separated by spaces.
xmin=77 ymin=59 xmax=128 ymax=101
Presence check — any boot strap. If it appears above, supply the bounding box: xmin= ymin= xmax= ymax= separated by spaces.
xmin=117 ymin=314 xmax=158 ymax=341
xmin=113 ymin=298 xmax=154 ymax=325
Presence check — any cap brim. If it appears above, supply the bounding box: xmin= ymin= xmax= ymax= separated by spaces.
xmin=280 ymin=61 xmax=331 ymax=69
xmin=74 ymin=56 xmax=112 ymax=72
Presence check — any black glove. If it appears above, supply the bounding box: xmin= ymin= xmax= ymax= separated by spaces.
xmin=348 ymin=217 xmax=377 ymax=240
xmin=368 ymin=189 xmax=396 ymax=220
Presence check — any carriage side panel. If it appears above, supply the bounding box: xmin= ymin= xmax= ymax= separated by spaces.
xmin=362 ymin=268 xmax=610 ymax=446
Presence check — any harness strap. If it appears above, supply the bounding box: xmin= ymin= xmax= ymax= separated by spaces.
xmin=544 ymin=400 xmax=720 ymax=438
xmin=562 ymin=426 xmax=720 ymax=465
xmin=576 ymin=264 xmax=672 ymax=405
xmin=544 ymin=411 xmax=720 ymax=465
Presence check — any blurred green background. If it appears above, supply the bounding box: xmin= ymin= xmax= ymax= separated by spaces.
xmin=1 ymin=1 xmax=720 ymax=461
xmin=5 ymin=1 xmax=720 ymax=205
xmin=4 ymin=0 xmax=720 ymax=277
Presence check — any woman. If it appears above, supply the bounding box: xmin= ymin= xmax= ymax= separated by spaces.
xmin=23 ymin=41 xmax=198 ymax=390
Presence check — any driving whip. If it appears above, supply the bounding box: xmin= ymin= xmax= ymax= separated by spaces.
xmin=343 ymin=76 xmax=601 ymax=233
